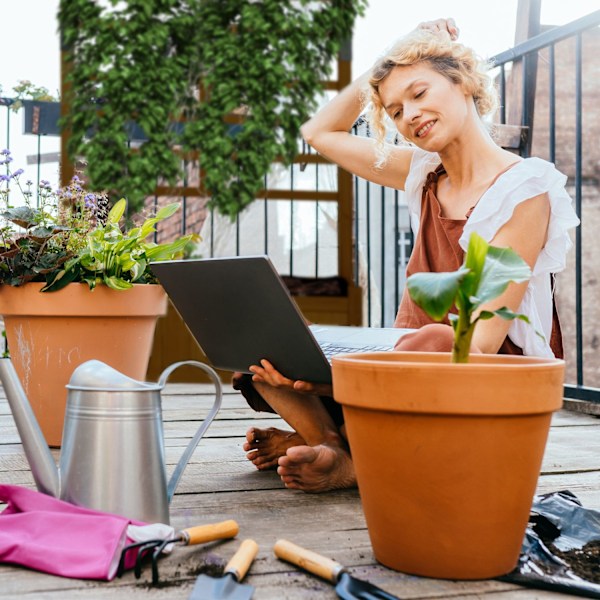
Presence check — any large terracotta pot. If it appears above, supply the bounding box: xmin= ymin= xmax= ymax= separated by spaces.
xmin=331 ymin=351 xmax=565 ymax=580
xmin=0 ymin=283 xmax=168 ymax=447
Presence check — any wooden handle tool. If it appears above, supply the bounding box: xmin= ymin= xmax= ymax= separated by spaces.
xmin=224 ymin=539 xmax=259 ymax=582
xmin=274 ymin=539 xmax=345 ymax=583
xmin=180 ymin=519 xmax=239 ymax=545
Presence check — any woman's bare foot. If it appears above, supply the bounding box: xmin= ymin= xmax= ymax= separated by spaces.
xmin=243 ymin=427 xmax=305 ymax=470
xmin=277 ymin=444 xmax=356 ymax=492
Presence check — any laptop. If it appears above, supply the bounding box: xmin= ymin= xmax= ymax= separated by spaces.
xmin=151 ymin=256 xmax=412 ymax=384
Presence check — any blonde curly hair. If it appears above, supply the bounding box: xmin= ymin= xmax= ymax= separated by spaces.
xmin=368 ymin=30 xmax=498 ymax=163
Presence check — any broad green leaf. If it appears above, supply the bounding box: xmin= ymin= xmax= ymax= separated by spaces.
xmin=29 ymin=227 xmax=57 ymax=241
xmin=497 ymin=308 xmax=546 ymax=342
xmin=119 ymin=255 xmax=136 ymax=271
xmin=41 ymin=266 xmax=81 ymax=292
xmin=84 ymin=276 xmax=101 ymax=290
xmin=476 ymin=246 xmax=532 ymax=306
xmin=145 ymin=235 xmax=195 ymax=261
xmin=139 ymin=221 xmax=159 ymax=239
xmin=493 ymin=306 xmax=531 ymax=323
xmin=126 ymin=226 xmax=142 ymax=240
xmin=155 ymin=203 xmax=180 ymax=220
xmin=475 ymin=310 xmax=496 ymax=321
xmin=130 ymin=259 xmax=147 ymax=281
xmin=107 ymin=198 xmax=127 ymax=224
xmin=463 ymin=232 xmax=488 ymax=298
xmin=407 ymin=267 xmax=470 ymax=321
xmin=104 ymin=275 xmax=133 ymax=290
xmin=2 ymin=206 xmax=38 ymax=229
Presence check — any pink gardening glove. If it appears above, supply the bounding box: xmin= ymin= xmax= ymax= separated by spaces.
xmin=0 ymin=484 xmax=145 ymax=580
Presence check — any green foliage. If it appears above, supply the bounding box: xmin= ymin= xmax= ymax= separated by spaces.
xmin=9 ymin=80 xmax=59 ymax=112
xmin=406 ymin=232 xmax=533 ymax=363
xmin=0 ymin=152 xmax=196 ymax=291
xmin=43 ymin=199 xmax=198 ymax=291
xmin=59 ymin=0 xmax=367 ymax=217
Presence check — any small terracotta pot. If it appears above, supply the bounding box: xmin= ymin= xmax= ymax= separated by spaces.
xmin=332 ymin=351 xmax=565 ymax=580
xmin=0 ymin=283 xmax=168 ymax=447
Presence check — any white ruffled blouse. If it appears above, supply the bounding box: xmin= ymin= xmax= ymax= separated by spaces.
xmin=403 ymin=148 xmax=580 ymax=357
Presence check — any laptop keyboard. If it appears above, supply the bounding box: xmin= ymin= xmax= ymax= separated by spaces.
xmin=320 ymin=342 xmax=393 ymax=362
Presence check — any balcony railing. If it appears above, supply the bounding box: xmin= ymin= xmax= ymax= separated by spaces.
xmin=491 ymin=9 xmax=600 ymax=403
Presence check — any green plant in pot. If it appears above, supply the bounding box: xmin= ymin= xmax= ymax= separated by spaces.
xmin=331 ymin=232 xmax=565 ymax=580
xmin=406 ymin=231 xmax=535 ymax=362
xmin=0 ymin=151 xmax=198 ymax=446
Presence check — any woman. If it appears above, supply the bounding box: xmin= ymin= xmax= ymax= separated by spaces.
xmin=236 ymin=18 xmax=579 ymax=493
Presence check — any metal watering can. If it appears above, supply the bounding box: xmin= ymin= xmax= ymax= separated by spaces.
xmin=0 ymin=358 xmax=222 ymax=524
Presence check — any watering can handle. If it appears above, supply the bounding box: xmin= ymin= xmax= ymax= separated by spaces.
xmin=159 ymin=360 xmax=223 ymax=502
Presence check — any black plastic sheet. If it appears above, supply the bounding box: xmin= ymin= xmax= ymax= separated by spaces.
xmin=499 ymin=491 xmax=600 ymax=598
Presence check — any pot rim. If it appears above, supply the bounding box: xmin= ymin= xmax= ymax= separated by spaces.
xmin=331 ymin=351 xmax=564 ymax=370
xmin=331 ymin=351 xmax=565 ymax=415
xmin=0 ymin=281 xmax=168 ymax=317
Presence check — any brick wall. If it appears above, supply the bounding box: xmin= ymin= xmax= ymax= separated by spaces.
xmin=142 ymin=194 xmax=210 ymax=245
xmin=531 ymin=27 xmax=600 ymax=179
xmin=141 ymin=159 xmax=209 ymax=244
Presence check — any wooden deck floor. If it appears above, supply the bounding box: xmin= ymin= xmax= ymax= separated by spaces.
xmin=1 ymin=382 xmax=599 ymax=599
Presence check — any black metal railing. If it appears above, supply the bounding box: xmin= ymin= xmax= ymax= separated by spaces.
xmin=491 ymin=9 xmax=600 ymax=403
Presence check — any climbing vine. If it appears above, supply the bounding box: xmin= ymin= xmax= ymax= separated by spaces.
xmin=59 ymin=0 xmax=367 ymax=217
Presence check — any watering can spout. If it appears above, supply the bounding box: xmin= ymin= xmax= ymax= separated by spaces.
xmin=0 ymin=358 xmax=60 ymax=497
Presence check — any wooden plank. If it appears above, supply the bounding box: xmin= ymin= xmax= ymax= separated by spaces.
xmin=536 ymin=470 xmax=600 ymax=507
xmin=4 ymin=448 xmax=598 ymax=503
xmin=5 ymin=413 xmax=599 ymax=474
xmin=494 ymin=124 xmax=529 ymax=153
xmin=507 ymin=0 xmax=542 ymax=143
xmin=550 ymin=410 xmax=600 ymax=426
xmin=563 ymin=398 xmax=600 ymax=417
xmin=9 ymin=416 xmax=599 ymax=473
xmin=541 ymin=423 xmax=600 ymax=473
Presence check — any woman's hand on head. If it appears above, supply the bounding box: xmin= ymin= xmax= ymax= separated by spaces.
xmin=417 ymin=18 xmax=459 ymax=41
xmin=249 ymin=359 xmax=333 ymax=397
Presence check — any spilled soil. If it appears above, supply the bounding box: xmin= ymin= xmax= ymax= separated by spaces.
xmin=550 ymin=540 xmax=600 ymax=584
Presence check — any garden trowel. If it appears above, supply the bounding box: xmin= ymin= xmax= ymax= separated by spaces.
xmin=274 ymin=539 xmax=400 ymax=600
xmin=189 ymin=539 xmax=258 ymax=600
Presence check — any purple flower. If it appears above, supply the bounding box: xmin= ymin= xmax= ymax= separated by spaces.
xmin=11 ymin=168 xmax=24 ymax=178
xmin=0 ymin=174 xmax=9 ymax=182
xmin=0 ymin=149 xmax=10 ymax=156
xmin=84 ymin=193 xmax=96 ymax=207
xmin=39 ymin=180 xmax=52 ymax=190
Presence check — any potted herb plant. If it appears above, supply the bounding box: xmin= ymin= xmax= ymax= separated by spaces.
xmin=331 ymin=232 xmax=565 ymax=580
xmin=0 ymin=150 xmax=197 ymax=446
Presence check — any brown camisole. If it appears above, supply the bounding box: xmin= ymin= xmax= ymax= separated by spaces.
xmin=394 ymin=164 xmax=564 ymax=358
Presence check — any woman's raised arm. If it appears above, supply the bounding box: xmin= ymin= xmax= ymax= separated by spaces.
xmin=301 ymin=19 xmax=459 ymax=191
xmin=300 ymin=70 xmax=414 ymax=190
